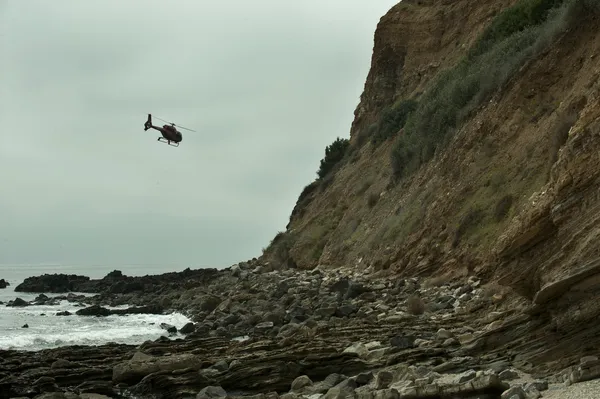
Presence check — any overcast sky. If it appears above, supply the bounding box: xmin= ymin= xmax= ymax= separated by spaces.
xmin=0 ymin=0 xmax=398 ymax=270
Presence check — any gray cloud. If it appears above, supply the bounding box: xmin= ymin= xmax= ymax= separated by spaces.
xmin=0 ymin=0 xmax=398 ymax=268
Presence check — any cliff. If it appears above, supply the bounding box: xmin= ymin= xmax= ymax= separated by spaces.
xmin=261 ymin=0 xmax=600 ymax=375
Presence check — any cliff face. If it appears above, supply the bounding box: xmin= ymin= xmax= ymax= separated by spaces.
xmin=262 ymin=0 xmax=600 ymax=372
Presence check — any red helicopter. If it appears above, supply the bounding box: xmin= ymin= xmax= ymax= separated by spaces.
xmin=143 ymin=114 xmax=195 ymax=147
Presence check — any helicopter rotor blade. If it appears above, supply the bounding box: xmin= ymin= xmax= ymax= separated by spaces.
xmin=176 ymin=125 xmax=196 ymax=132
xmin=149 ymin=114 xmax=196 ymax=132
xmin=153 ymin=115 xmax=172 ymax=124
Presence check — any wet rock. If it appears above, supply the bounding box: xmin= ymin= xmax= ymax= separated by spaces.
xmin=76 ymin=305 xmax=111 ymax=317
xmin=56 ymin=311 xmax=72 ymax=316
xmin=33 ymin=293 xmax=50 ymax=303
xmin=160 ymin=323 xmax=178 ymax=335
xmin=180 ymin=322 xmax=196 ymax=334
xmin=7 ymin=297 xmax=29 ymax=307
xmin=0 ymin=278 xmax=8 ymax=289
xmin=110 ymin=304 xmax=164 ymax=315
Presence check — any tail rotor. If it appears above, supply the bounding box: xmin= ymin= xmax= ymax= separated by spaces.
xmin=144 ymin=114 xmax=152 ymax=131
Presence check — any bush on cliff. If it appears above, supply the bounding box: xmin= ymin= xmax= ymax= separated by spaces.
xmin=389 ymin=0 xmax=574 ymax=180
xmin=317 ymin=137 xmax=350 ymax=179
xmin=370 ymin=99 xmax=418 ymax=146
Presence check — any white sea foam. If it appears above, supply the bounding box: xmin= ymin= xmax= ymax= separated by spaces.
xmin=0 ymin=296 xmax=192 ymax=351
xmin=0 ymin=263 xmax=198 ymax=351
xmin=0 ymin=311 xmax=192 ymax=351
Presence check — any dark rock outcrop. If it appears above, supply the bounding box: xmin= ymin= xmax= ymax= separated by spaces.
xmin=14 ymin=267 xmax=220 ymax=296
xmin=15 ymin=274 xmax=91 ymax=293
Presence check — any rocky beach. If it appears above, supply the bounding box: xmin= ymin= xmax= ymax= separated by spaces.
xmin=1 ymin=260 xmax=599 ymax=399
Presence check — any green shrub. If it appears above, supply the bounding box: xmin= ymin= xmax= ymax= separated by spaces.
xmin=390 ymin=0 xmax=573 ymax=180
xmin=469 ymin=0 xmax=565 ymax=58
xmin=317 ymin=137 xmax=350 ymax=179
xmin=370 ymin=99 xmax=419 ymax=145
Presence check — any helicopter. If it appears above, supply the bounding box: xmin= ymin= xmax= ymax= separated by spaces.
xmin=143 ymin=114 xmax=196 ymax=147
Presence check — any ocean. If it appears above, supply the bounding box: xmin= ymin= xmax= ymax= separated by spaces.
xmin=0 ymin=263 xmax=193 ymax=351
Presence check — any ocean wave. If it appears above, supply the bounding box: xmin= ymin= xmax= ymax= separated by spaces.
xmin=0 ymin=311 xmax=192 ymax=351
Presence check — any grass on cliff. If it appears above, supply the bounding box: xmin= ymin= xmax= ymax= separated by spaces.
xmin=389 ymin=0 xmax=576 ymax=180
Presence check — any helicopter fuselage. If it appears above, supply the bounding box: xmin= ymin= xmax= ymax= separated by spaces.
xmin=146 ymin=124 xmax=182 ymax=143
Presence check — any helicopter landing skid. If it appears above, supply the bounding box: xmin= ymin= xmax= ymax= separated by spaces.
xmin=157 ymin=137 xmax=179 ymax=147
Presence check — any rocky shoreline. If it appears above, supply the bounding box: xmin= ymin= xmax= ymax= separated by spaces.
xmin=1 ymin=261 xmax=599 ymax=399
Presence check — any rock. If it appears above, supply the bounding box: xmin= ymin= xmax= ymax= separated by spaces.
xmin=213 ymin=359 xmax=229 ymax=372
xmin=197 ymin=385 xmax=228 ymax=399
xmin=255 ymin=321 xmax=274 ymax=331
xmin=436 ymin=328 xmax=453 ymax=340
xmin=76 ymin=305 xmax=111 ymax=317
xmin=51 ymin=359 xmax=77 ymax=369
xmin=524 ymin=380 xmax=548 ymax=392
xmin=375 ymin=370 xmax=393 ymax=389
xmin=110 ymin=304 xmax=164 ymax=315
xmin=291 ymin=375 xmax=313 ymax=391
xmin=389 ymin=335 xmax=415 ymax=349
xmin=501 ymin=386 xmax=526 ymax=399
xmin=316 ymin=306 xmax=337 ymax=318
xmin=14 ymin=273 xmax=91 ymax=293
xmin=180 ymin=322 xmax=196 ymax=334
xmin=32 ymin=394 xmax=68 ymax=399
xmin=77 ymin=380 xmax=115 ymax=395
xmin=7 ymin=297 xmax=29 ymax=307
xmin=499 ymin=369 xmax=519 ymax=381
xmin=580 ymin=355 xmax=599 ymax=367
xmin=354 ymin=372 xmax=373 ymax=385
xmin=160 ymin=323 xmax=178 ymax=334
xmin=524 ymin=386 xmax=542 ymax=399
xmin=322 ymin=378 xmax=357 ymax=399
xmin=112 ymin=353 xmax=203 ymax=385
xmin=34 ymin=293 xmax=50 ymax=303
xmin=343 ymin=343 xmax=369 ymax=359
xmin=453 ymin=370 xmax=476 ymax=384
xmin=0 ymin=278 xmax=8 ymax=288
xmin=56 ymin=311 xmax=72 ymax=316
xmin=336 ymin=304 xmax=358 ymax=317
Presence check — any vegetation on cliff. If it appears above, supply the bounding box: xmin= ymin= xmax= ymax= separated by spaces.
xmin=389 ymin=0 xmax=580 ymax=180
xmin=317 ymin=137 xmax=350 ymax=180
